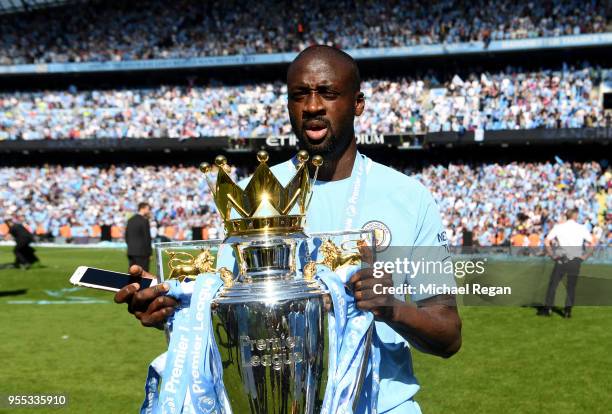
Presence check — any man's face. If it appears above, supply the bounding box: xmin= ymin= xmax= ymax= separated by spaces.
xmin=287 ymin=56 xmax=364 ymax=160
xmin=141 ymin=206 xmax=151 ymax=218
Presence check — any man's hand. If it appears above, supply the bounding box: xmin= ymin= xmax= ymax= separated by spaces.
xmin=349 ymin=266 xmax=461 ymax=358
xmin=349 ymin=267 xmax=399 ymax=321
xmin=113 ymin=265 xmax=178 ymax=329
xmin=348 ymin=239 xmax=461 ymax=358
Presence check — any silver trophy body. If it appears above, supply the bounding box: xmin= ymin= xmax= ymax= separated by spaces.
xmin=155 ymin=229 xmax=374 ymax=414
xmin=212 ymin=235 xmax=328 ymax=413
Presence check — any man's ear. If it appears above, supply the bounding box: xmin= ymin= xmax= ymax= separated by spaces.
xmin=355 ymin=91 xmax=365 ymax=116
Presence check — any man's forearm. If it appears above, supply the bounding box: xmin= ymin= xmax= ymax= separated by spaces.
xmin=386 ymin=296 xmax=462 ymax=358
xmin=544 ymin=239 xmax=555 ymax=258
xmin=581 ymin=242 xmax=595 ymax=260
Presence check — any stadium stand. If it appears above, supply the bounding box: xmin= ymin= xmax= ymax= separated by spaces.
xmin=0 ymin=0 xmax=609 ymax=65
xmin=1 ymin=64 xmax=609 ymax=140
xmin=1 ymin=1 xmax=610 ymax=250
xmin=415 ymin=161 xmax=611 ymax=246
xmin=1 ymin=162 xmax=610 ymax=246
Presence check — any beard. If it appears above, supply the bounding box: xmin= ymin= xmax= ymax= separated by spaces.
xmin=291 ymin=116 xmax=354 ymax=163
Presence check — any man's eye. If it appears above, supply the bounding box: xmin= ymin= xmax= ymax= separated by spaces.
xmin=321 ymin=92 xmax=338 ymax=100
xmin=290 ymin=91 xmax=307 ymax=100
xmin=318 ymin=89 xmax=339 ymax=99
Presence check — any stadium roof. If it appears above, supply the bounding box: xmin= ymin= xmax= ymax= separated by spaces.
xmin=0 ymin=0 xmax=86 ymax=15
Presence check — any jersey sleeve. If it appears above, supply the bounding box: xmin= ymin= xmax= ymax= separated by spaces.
xmin=408 ymin=185 xmax=456 ymax=302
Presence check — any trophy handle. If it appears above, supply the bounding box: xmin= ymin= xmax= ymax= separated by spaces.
xmin=339 ymin=238 xmax=367 ymax=252
xmin=352 ymin=321 xmax=374 ymax=412
xmin=164 ymin=323 xmax=171 ymax=345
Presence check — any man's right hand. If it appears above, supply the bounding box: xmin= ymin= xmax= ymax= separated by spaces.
xmin=114 ymin=265 xmax=178 ymax=329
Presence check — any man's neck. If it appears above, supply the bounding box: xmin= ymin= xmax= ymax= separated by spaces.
xmin=315 ymin=140 xmax=358 ymax=182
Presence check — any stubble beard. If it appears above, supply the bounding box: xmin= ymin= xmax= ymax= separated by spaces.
xmin=292 ymin=122 xmax=354 ymax=170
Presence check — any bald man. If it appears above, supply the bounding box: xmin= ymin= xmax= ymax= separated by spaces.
xmin=117 ymin=45 xmax=461 ymax=413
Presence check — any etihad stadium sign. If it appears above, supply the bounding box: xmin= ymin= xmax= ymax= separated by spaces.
xmin=264 ymin=134 xmax=387 ymax=148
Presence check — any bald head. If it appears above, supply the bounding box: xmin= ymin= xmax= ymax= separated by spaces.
xmin=287 ymin=45 xmax=361 ymax=93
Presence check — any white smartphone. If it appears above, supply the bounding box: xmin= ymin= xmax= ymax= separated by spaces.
xmin=69 ymin=266 xmax=158 ymax=293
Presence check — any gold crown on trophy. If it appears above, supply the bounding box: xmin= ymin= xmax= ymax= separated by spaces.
xmin=200 ymin=150 xmax=323 ymax=240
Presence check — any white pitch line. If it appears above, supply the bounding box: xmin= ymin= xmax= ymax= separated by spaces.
xmin=7 ymin=300 xmax=111 ymax=305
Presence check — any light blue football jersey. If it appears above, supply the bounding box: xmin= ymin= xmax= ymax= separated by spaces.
xmin=216 ymin=152 xmax=452 ymax=413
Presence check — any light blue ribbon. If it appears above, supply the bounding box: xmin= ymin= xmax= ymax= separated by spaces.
xmin=141 ymin=274 xmax=225 ymax=414
xmin=142 ymin=266 xmax=380 ymax=414
xmin=316 ymin=265 xmax=380 ymax=414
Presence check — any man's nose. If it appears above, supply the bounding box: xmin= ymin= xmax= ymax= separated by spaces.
xmin=303 ymin=92 xmax=325 ymax=115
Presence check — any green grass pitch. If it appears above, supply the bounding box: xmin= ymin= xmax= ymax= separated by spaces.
xmin=0 ymin=246 xmax=611 ymax=413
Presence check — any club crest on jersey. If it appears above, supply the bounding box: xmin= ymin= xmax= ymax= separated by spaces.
xmin=362 ymin=220 xmax=391 ymax=252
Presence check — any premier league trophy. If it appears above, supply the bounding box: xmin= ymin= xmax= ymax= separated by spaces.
xmin=153 ymin=151 xmax=374 ymax=414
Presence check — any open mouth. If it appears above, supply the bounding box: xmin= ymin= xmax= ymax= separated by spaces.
xmin=303 ymin=120 xmax=329 ymax=142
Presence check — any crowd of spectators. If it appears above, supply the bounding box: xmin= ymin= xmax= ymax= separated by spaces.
xmin=1 ymin=161 xmax=610 ymax=246
xmin=1 ymin=65 xmax=608 ymax=140
xmin=414 ymin=161 xmax=611 ymax=247
xmin=0 ymin=164 xmax=239 ymax=243
xmin=0 ymin=0 xmax=608 ymax=65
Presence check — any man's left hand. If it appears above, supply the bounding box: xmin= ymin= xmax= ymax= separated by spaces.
xmin=349 ymin=267 xmax=399 ymax=321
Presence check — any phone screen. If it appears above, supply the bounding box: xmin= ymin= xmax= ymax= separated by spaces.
xmin=80 ymin=268 xmax=153 ymax=291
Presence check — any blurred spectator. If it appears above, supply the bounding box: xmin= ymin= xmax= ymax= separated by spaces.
xmin=125 ymin=202 xmax=152 ymax=272
xmin=4 ymin=216 xmax=39 ymax=268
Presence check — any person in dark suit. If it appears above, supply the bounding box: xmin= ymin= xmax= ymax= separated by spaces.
xmin=125 ymin=202 xmax=152 ymax=272
xmin=4 ymin=217 xmax=39 ymax=269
